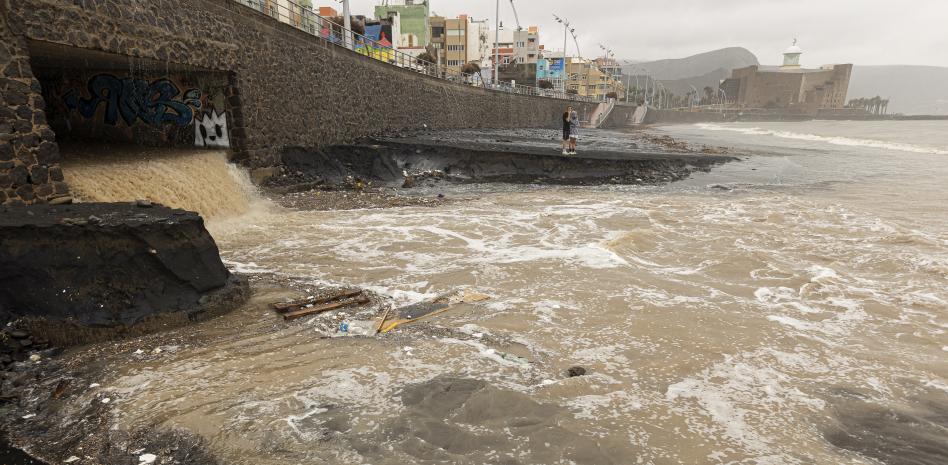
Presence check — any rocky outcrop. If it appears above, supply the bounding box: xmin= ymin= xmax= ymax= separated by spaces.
xmin=273 ymin=133 xmax=736 ymax=188
xmin=0 ymin=202 xmax=248 ymax=345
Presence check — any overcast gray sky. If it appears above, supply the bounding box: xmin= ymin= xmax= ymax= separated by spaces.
xmin=349 ymin=0 xmax=948 ymax=67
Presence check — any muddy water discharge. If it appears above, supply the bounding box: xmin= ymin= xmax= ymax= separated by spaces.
xmin=62 ymin=125 xmax=947 ymax=464
xmin=61 ymin=146 xmax=257 ymax=219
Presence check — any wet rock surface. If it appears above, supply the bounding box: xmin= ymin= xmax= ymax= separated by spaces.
xmin=266 ymin=128 xmax=737 ymax=191
xmin=822 ymin=391 xmax=948 ymax=465
xmin=346 ymin=377 xmax=623 ymax=464
xmin=0 ymin=202 xmax=248 ymax=345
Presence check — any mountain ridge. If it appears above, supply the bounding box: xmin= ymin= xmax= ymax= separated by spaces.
xmin=617 ymin=48 xmax=948 ymax=115
xmin=620 ymin=47 xmax=759 ymax=81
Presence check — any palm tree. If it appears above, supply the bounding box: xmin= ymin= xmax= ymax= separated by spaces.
xmin=703 ymin=86 xmax=714 ymax=105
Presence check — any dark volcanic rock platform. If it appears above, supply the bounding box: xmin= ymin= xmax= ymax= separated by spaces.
xmin=0 ymin=202 xmax=248 ymax=345
xmin=269 ymin=128 xmax=737 ymax=190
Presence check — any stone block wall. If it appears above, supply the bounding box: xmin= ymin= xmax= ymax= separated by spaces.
xmin=0 ymin=8 xmax=66 ymax=205
xmin=2 ymin=0 xmax=592 ymax=178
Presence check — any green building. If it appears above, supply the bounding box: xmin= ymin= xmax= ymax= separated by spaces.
xmin=374 ymin=0 xmax=430 ymax=48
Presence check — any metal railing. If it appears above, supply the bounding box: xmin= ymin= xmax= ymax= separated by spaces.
xmin=236 ymin=0 xmax=596 ymax=102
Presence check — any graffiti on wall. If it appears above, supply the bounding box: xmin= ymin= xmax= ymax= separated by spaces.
xmin=63 ymin=74 xmax=203 ymax=127
xmin=194 ymin=110 xmax=230 ymax=148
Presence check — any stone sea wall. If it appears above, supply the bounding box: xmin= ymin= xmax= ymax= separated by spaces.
xmin=0 ymin=0 xmax=592 ymax=201
xmin=0 ymin=9 xmax=66 ymax=205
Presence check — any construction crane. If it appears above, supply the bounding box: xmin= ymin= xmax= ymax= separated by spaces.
xmin=508 ymin=0 xmax=523 ymax=31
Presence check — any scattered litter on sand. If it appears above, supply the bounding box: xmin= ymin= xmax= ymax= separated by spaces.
xmin=138 ymin=453 xmax=157 ymax=464
xmin=329 ymin=320 xmax=377 ymax=338
xmin=64 ymin=456 xmax=80 ymax=463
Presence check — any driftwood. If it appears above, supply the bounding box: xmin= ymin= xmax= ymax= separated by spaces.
xmin=281 ymin=296 xmax=371 ymax=321
xmin=271 ymin=290 xmax=363 ymax=313
xmin=375 ymin=306 xmax=393 ymax=334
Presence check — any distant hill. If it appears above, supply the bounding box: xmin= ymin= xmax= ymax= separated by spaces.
xmin=653 ymin=68 xmax=732 ymax=97
xmin=621 ymin=47 xmax=759 ymax=81
xmin=849 ymin=65 xmax=948 ymax=115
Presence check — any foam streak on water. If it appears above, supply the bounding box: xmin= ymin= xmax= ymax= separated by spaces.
xmin=695 ymin=122 xmax=948 ymax=155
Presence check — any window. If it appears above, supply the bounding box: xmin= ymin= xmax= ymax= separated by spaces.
xmin=447 ymin=45 xmax=465 ymax=51
xmin=447 ymin=29 xmax=464 ymax=36
xmin=431 ymin=27 xmax=444 ymax=38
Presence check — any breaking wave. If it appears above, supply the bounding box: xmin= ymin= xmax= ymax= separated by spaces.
xmin=694 ymin=123 xmax=948 ymax=155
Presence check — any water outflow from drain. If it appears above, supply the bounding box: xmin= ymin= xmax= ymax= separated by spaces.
xmin=61 ymin=147 xmax=259 ymax=220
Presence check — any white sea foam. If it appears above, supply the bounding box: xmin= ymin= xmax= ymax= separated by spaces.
xmin=695 ymin=123 xmax=948 ymax=155
xmin=221 ymin=259 xmax=276 ymax=275
xmin=666 ymin=351 xmax=828 ymax=460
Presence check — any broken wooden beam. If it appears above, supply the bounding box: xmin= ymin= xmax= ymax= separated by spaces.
xmin=282 ymin=296 xmax=371 ymax=321
xmin=271 ymin=289 xmax=363 ymax=313
xmin=375 ymin=306 xmax=393 ymax=334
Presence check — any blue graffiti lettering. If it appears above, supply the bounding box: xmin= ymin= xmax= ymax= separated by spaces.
xmin=64 ymin=74 xmax=202 ymax=127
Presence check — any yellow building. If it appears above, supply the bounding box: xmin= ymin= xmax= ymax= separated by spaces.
xmin=429 ymin=15 xmax=472 ymax=72
xmin=565 ymin=58 xmax=626 ymax=100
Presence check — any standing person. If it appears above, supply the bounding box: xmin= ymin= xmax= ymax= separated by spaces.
xmin=561 ymin=106 xmax=572 ymax=155
xmin=569 ymin=109 xmax=580 ymax=154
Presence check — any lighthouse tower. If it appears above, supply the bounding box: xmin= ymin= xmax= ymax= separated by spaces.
xmin=782 ymin=39 xmax=803 ymax=69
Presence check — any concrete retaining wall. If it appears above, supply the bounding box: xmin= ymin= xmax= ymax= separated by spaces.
xmin=644 ymin=109 xmax=729 ymax=125
xmin=602 ymin=106 xmax=731 ymax=128
xmin=0 ymin=0 xmax=593 ymax=205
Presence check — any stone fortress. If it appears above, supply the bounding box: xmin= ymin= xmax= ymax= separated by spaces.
xmin=720 ymin=40 xmax=853 ymax=115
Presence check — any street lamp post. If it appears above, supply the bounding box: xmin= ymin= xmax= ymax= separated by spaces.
xmin=553 ymin=14 xmax=572 ymax=97
xmin=341 ymin=0 xmax=352 ymax=50
xmin=643 ymin=71 xmax=650 ymax=106
xmin=494 ymin=0 xmax=500 ymax=85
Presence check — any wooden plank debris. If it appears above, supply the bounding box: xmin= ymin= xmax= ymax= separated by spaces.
xmin=380 ymin=290 xmax=491 ymax=333
xmin=375 ymin=306 xmax=393 ymax=334
xmin=282 ymin=295 xmax=370 ymax=321
xmin=271 ymin=289 xmax=363 ymax=313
